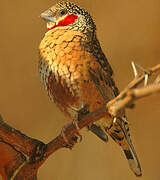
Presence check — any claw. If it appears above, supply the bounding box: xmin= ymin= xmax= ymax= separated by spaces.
xmin=61 ymin=121 xmax=82 ymax=149
xmin=72 ymin=120 xmax=82 ymax=142
xmin=60 ymin=105 xmax=87 ymax=147
xmin=61 ymin=126 xmax=69 ymax=144
xmin=61 ymin=126 xmax=74 ymax=149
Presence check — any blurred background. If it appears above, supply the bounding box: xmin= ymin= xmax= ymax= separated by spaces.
xmin=0 ymin=0 xmax=160 ymax=179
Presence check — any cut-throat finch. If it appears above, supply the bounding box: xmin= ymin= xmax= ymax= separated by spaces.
xmin=39 ymin=1 xmax=142 ymax=176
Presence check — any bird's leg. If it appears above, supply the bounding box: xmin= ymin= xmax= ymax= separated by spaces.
xmin=77 ymin=104 xmax=90 ymax=121
xmin=60 ymin=104 xmax=90 ymax=148
xmin=72 ymin=104 xmax=90 ymax=142
xmin=72 ymin=120 xmax=82 ymax=142
xmin=74 ymin=104 xmax=90 ymax=142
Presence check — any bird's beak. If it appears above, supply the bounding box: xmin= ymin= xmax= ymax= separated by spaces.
xmin=40 ymin=9 xmax=56 ymax=23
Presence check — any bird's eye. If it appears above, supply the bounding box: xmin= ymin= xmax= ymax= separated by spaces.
xmin=59 ymin=9 xmax=67 ymax=16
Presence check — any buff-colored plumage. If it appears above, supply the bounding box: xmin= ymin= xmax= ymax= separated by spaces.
xmin=39 ymin=1 xmax=142 ymax=176
xmin=39 ymin=29 xmax=110 ymax=115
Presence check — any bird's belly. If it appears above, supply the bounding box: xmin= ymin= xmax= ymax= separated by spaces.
xmin=39 ymin=56 xmax=105 ymax=119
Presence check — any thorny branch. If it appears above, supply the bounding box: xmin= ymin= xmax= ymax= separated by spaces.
xmin=107 ymin=64 xmax=160 ymax=116
xmin=0 ymin=64 xmax=160 ymax=180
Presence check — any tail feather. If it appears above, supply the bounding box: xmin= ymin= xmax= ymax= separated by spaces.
xmin=89 ymin=124 xmax=108 ymax=143
xmin=118 ymin=118 xmax=142 ymax=177
xmin=105 ymin=117 xmax=142 ymax=176
xmin=123 ymin=148 xmax=142 ymax=177
xmin=123 ymin=150 xmax=142 ymax=176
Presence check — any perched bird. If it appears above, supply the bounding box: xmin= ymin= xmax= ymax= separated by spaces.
xmin=39 ymin=1 xmax=142 ymax=176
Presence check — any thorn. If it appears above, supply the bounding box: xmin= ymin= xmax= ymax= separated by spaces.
xmin=113 ymin=117 xmax=117 ymax=123
xmin=144 ymin=74 xmax=149 ymax=86
xmin=131 ymin=61 xmax=138 ymax=78
xmin=113 ymin=117 xmax=129 ymax=125
xmin=134 ymin=62 xmax=150 ymax=74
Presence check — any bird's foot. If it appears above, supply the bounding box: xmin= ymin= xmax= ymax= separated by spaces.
xmin=61 ymin=122 xmax=82 ymax=149
xmin=72 ymin=120 xmax=82 ymax=142
xmin=61 ymin=125 xmax=76 ymax=149
xmin=61 ymin=105 xmax=89 ymax=149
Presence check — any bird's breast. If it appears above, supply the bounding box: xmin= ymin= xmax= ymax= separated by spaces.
xmin=39 ymin=29 xmax=104 ymax=116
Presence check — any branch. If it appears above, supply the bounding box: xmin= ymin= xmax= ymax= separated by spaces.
xmin=45 ymin=63 xmax=160 ymax=157
xmin=108 ymin=83 xmax=160 ymax=116
xmin=0 ymin=64 xmax=159 ymax=180
xmin=113 ymin=64 xmax=160 ymax=102
xmin=107 ymin=64 xmax=160 ymax=116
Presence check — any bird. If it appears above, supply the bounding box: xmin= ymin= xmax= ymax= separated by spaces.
xmin=39 ymin=1 xmax=142 ymax=177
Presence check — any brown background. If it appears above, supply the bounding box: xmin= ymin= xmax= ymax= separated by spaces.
xmin=0 ymin=0 xmax=160 ymax=179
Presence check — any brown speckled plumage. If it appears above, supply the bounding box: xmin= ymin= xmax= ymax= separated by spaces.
xmin=39 ymin=29 xmax=113 ymax=115
xmin=39 ymin=1 xmax=142 ymax=176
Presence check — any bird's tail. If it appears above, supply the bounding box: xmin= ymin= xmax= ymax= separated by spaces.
xmin=122 ymin=136 xmax=142 ymax=177
xmin=106 ymin=117 xmax=142 ymax=177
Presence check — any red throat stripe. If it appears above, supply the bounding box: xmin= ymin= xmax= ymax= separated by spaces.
xmin=48 ymin=14 xmax=78 ymax=31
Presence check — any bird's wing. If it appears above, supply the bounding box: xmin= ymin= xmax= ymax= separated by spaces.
xmin=85 ymin=37 xmax=142 ymax=176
